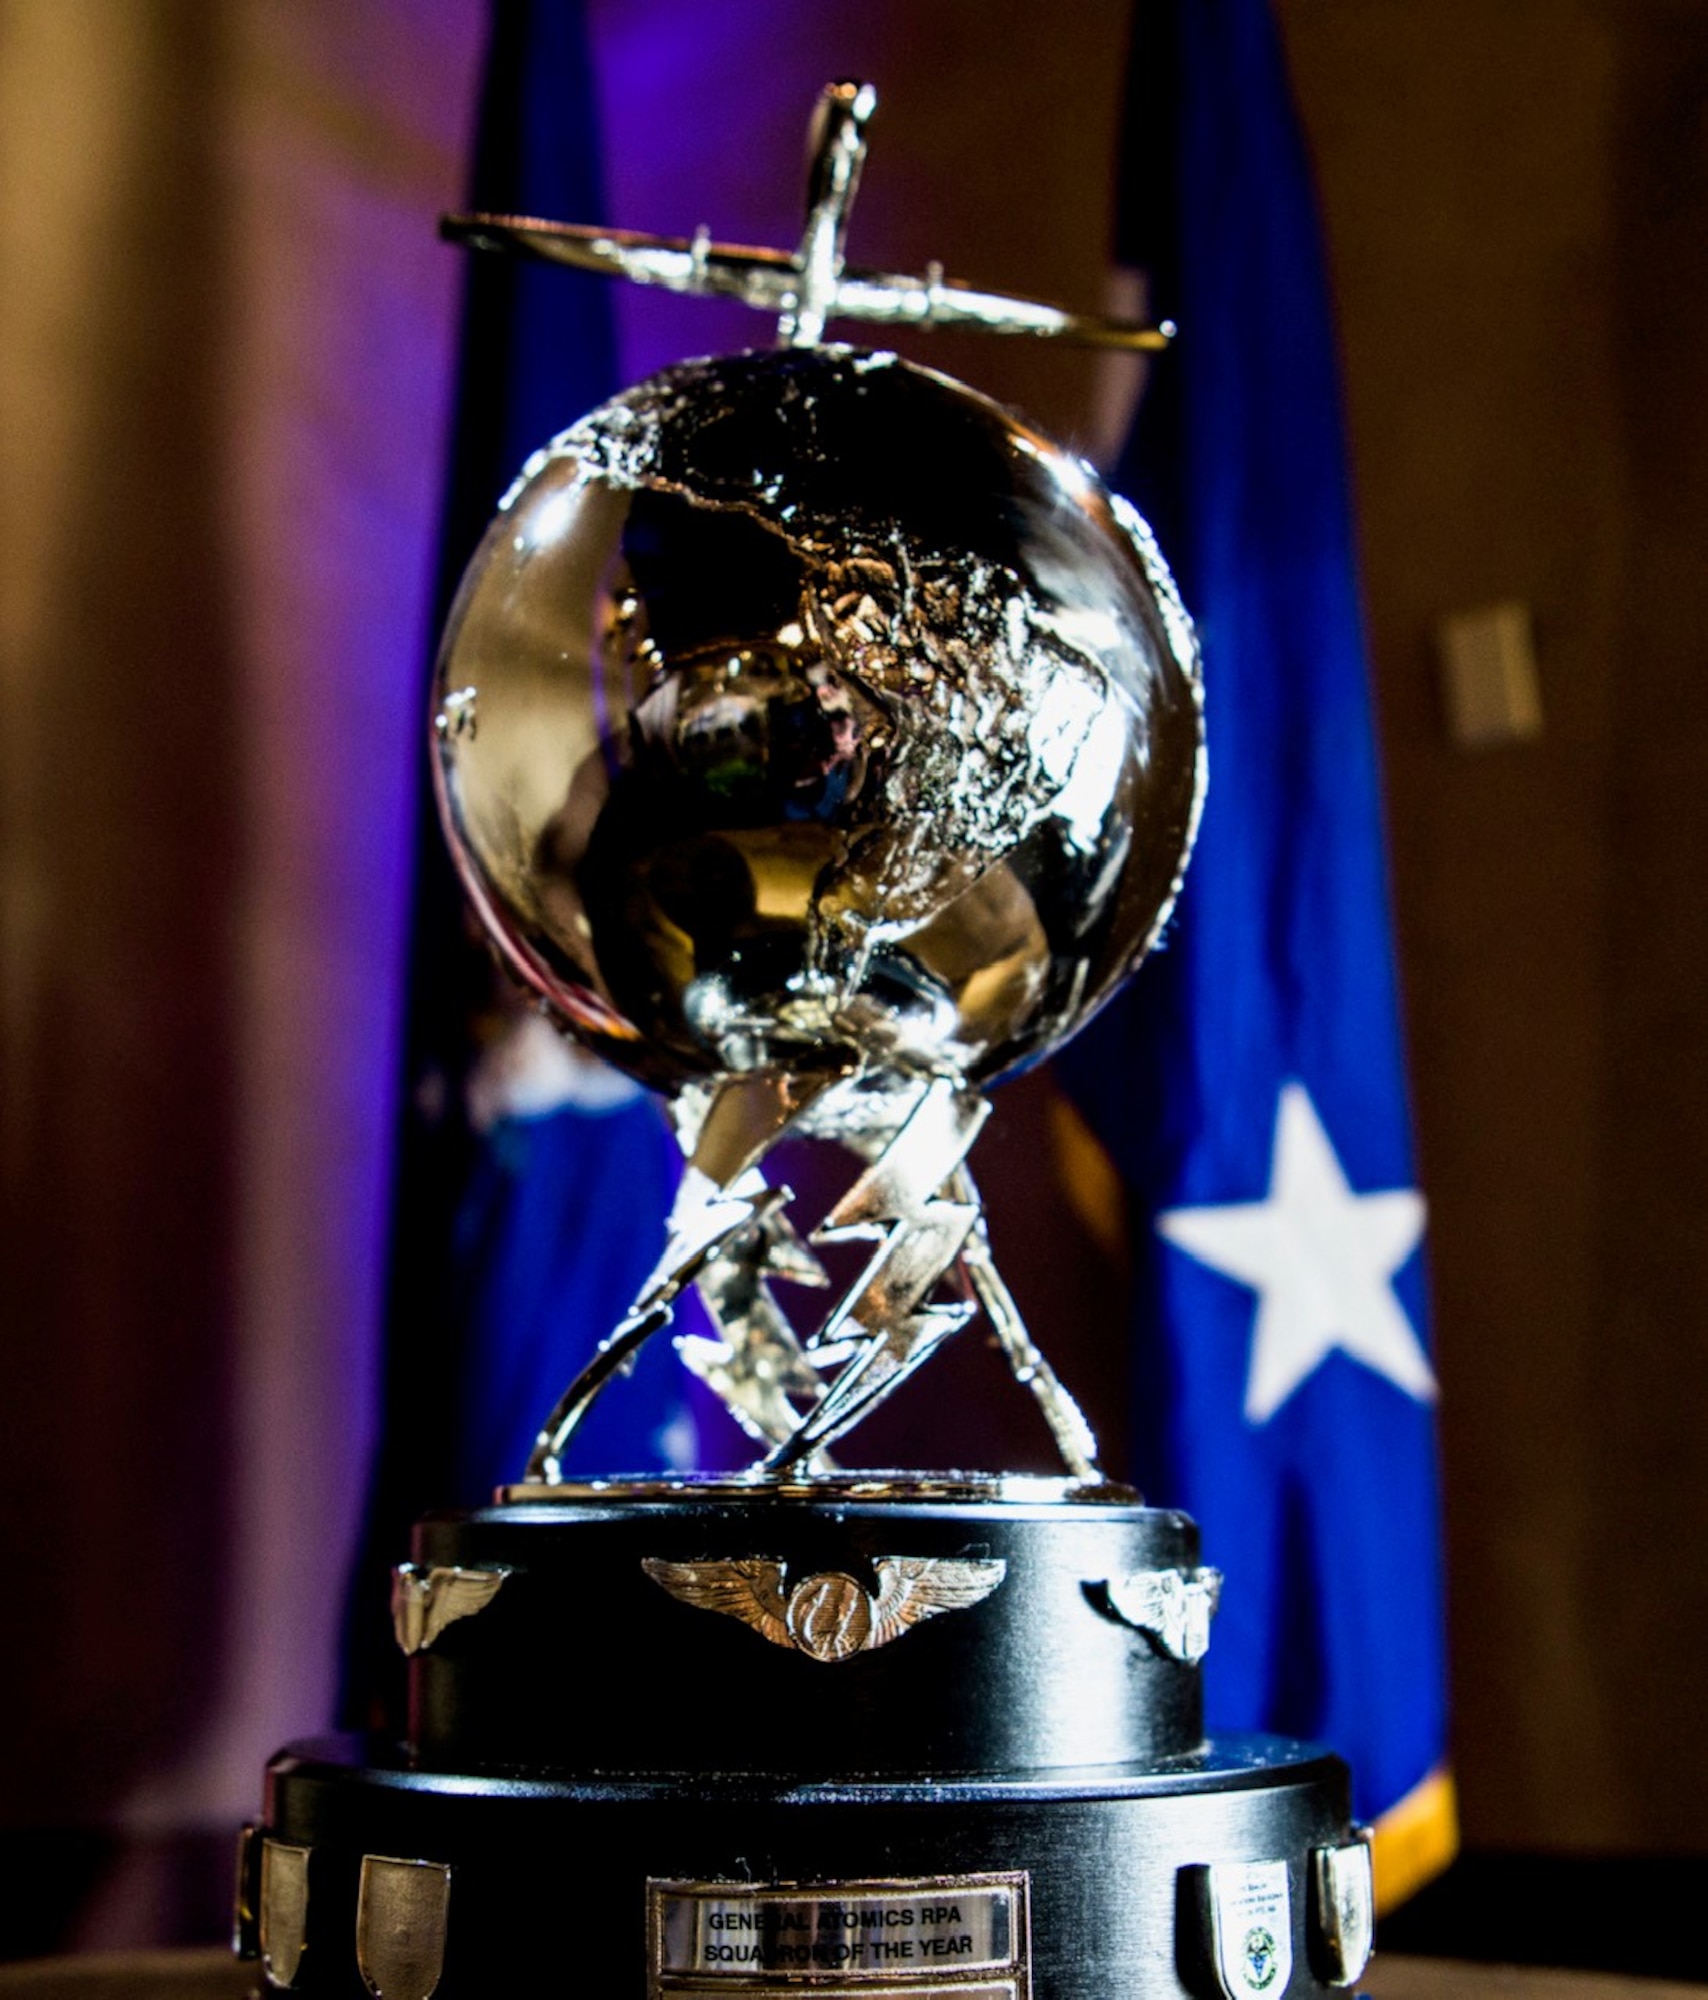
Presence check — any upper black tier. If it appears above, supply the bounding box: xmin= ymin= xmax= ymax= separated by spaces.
xmin=406 ymin=1482 xmax=1206 ymax=1781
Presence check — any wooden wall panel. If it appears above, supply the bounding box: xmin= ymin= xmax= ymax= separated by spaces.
xmin=1280 ymin=0 xmax=1708 ymax=1850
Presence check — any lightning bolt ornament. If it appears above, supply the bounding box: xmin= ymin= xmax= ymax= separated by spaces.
xmin=764 ymin=1080 xmax=990 ymax=1472
xmin=524 ymin=1074 xmax=840 ymax=1482
xmin=676 ymin=1181 xmax=832 ymax=1454
xmin=525 ymin=1161 xmax=786 ymax=1481
xmin=517 ymin=1068 xmax=1106 ymax=1486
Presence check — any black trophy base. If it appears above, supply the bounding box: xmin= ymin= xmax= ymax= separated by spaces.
xmin=257 ymin=1733 xmax=1355 ymax=1998
xmin=242 ymin=1485 xmax=1372 ymax=1997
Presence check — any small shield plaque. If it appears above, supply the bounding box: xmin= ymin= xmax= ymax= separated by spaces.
xmin=1311 ymin=1837 xmax=1374 ymax=1986
xmin=258 ymin=1838 xmax=310 ymax=1990
xmin=356 ymin=1854 xmax=452 ymax=2000
xmin=1202 ymin=1859 xmax=1293 ymax=1998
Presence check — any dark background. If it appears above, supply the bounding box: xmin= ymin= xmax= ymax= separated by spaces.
xmin=2 ymin=0 xmax=1705 ymax=1965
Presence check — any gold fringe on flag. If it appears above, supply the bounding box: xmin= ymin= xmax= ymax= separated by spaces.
xmin=1372 ymin=1764 xmax=1459 ymax=1914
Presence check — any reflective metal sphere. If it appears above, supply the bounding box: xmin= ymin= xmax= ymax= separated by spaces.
xmin=433 ymin=347 xmax=1203 ymax=1098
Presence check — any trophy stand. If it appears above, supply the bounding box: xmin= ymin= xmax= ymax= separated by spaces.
xmin=238 ymin=85 xmax=1375 ymax=2000
xmin=247 ymin=1481 xmax=1367 ymax=1999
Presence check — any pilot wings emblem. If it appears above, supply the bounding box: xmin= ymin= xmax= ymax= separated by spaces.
xmin=1100 ymin=1565 xmax=1222 ymax=1664
xmin=390 ymin=1562 xmax=512 ymax=1655
xmin=642 ymin=1554 xmax=1005 ymax=1663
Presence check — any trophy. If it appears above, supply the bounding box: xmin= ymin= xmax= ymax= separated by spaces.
xmin=237 ymin=84 xmax=1374 ymax=2000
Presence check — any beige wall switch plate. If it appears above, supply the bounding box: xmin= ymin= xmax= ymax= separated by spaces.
xmin=1436 ymin=600 xmax=1543 ymax=749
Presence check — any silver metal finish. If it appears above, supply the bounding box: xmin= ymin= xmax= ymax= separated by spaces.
xmin=782 ymin=79 xmax=875 ymax=347
xmin=437 ymin=355 xmax=1203 ymax=1102
xmin=678 ymin=1100 xmax=1095 ymax=1476
xmin=676 ymin=1188 xmax=832 ymax=1457
xmin=446 ymin=82 xmax=1169 ymax=356
xmin=524 ymin=1167 xmax=790 ymax=1483
xmin=259 ymin=1837 xmax=310 ymax=1990
xmin=649 ymin=1872 xmax=1029 ymax=1997
xmin=355 ymin=1854 xmax=452 ymax=2000
xmin=1196 ymin=1859 xmax=1294 ymax=1999
xmin=447 ymin=211 xmax=1175 ymax=350
xmin=389 ymin=1563 xmax=511 ymax=1655
xmin=438 ymin=83 xmax=1204 ymax=1485
xmin=951 ymin=1166 xmax=1100 ymax=1482
xmin=1310 ymin=1835 xmax=1375 ymax=1987
xmin=524 ymin=1074 xmax=1123 ymax=1483
xmin=643 ymin=1554 xmax=1006 ymax=1662
xmin=673 ymin=1077 xmax=836 ymax=1454
xmin=232 ymin=1822 xmax=259 ymax=1959
xmin=494 ymin=1472 xmax=1137 ymax=1505
xmin=1101 ymin=1564 xmax=1223 ymax=1663
xmin=764 ymin=1079 xmax=987 ymax=1471
xmin=655 ymin=1983 xmax=1016 ymax=2000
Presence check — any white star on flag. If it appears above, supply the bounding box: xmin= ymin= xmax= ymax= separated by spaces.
xmin=1156 ymin=1082 xmax=1433 ymax=1424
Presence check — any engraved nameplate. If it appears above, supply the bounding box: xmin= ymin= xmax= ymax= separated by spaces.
xmin=650 ymin=1874 xmax=1028 ymax=1998
xmin=663 ymin=1987 xmax=1018 ymax=2000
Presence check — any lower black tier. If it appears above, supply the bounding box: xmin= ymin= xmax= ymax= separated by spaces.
xmin=248 ymin=1733 xmax=1361 ymax=1998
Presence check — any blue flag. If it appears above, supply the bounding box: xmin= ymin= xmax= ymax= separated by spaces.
xmin=1060 ymin=0 xmax=1454 ymax=1904
xmin=343 ymin=0 xmax=715 ymax=1725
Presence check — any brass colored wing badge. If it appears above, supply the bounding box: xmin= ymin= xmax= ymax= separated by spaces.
xmin=642 ymin=1554 xmax=1005 ymax=1663
xmin=390 ymin=1562 xmax=512 ymax=1655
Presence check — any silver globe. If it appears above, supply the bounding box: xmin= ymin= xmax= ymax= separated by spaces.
xmin=433 ymin=346 xmax=1203 ymax=1103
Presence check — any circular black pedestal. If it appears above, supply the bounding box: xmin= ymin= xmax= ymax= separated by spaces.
xmin=263 ymin=1735 xmax=1352 ymax=1998
xmin=246 ymin=1484 xmax=1366 ymax=1998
